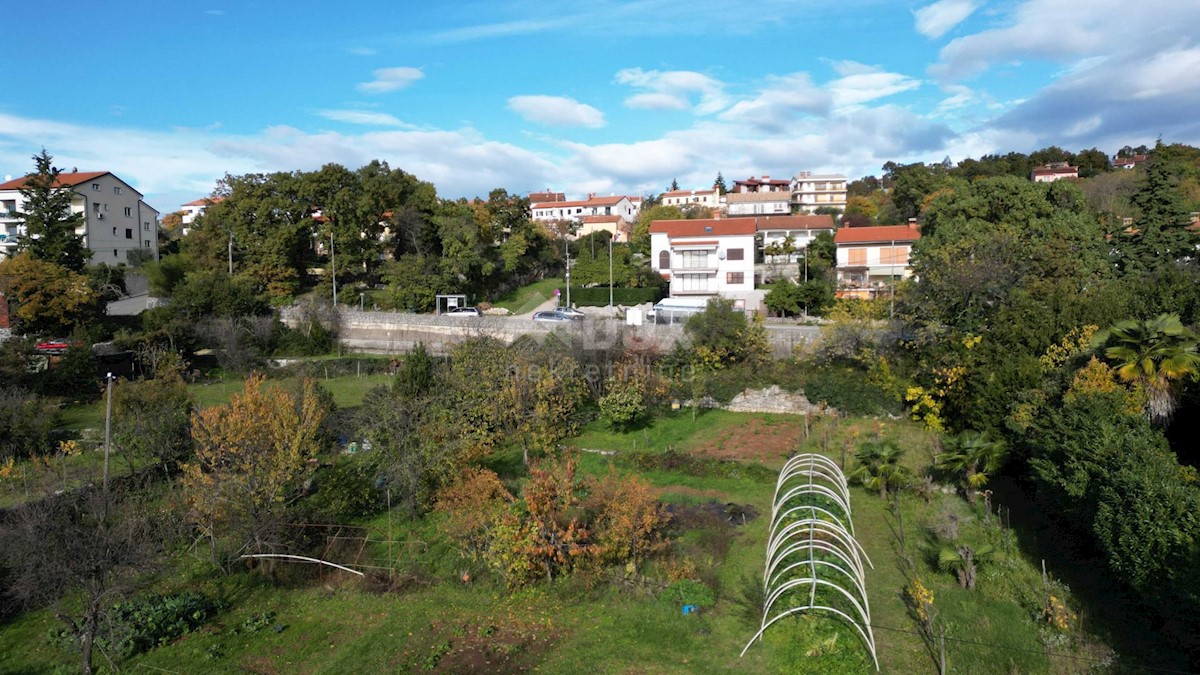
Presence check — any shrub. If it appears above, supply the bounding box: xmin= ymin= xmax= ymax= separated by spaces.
xmin=664 ymin=578 xmax=715 ymax=607
xmin=307 ymin=459 xmax=385 ymax=521
xmin=598 ymin=378 xmax=646 ymax=430
xmin=102 ymin=592 xmax=225 ymax=657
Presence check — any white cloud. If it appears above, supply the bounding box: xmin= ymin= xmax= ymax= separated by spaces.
xmin=827 ymin=62 xmax=922 ymax=110
xmin=356 ymin=67 xmax=425 ymax=94
xmin=507 ymin=96 xmax=606 ymax=128
xmin=316 ymin=110 xmax=415 ymax=128
xmin=931 ymin=0 xmax=1200 ymax=81
xmin=615 ymin=68 xmax=729 ymax=114
xmin=913 ymin=0 xmax=979 ymax=39
xmin=717 ymin=73 xmax=831 ymax=133
xmin=347 ymin=46 xmax=377 ymax=56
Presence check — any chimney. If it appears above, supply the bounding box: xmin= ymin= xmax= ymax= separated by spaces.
xmin=762 ymin=175 xmax=770 ymax=181
xmin=907 ymin=218 xmax=919 ymax=230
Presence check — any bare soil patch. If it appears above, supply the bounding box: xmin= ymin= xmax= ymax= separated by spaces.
xmin=691 ymin=417 xmax=805 ymax=463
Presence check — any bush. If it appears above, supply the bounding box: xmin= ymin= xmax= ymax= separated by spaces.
xmin=598 ymin=378 xmax=647 ymax=430
xmin=307 ymin=459 xmax=384 ymax=521
xmin=101 ymin=591 xmax=225 ymax=657
xmin=802 ymin=365 xmax=900 ymax=416
xmin=664 ymin=578 xmax=715 ymax=607
xmin=566 ymin=286 xmax=663 ymax=306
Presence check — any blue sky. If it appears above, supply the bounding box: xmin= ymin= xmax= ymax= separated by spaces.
xmin=1 ymin=0 xmax=1198 ymax=213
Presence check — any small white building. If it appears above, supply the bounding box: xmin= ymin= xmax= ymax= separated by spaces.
xmin=0 ymin=171 xmax=159 ymax=265
xmin=1031 ymin=163 xmax=1079 ymax=182
xmin=531 ymin=194 xmax=640 ymax=223
xmin=791 ymin=172 xmax=847 ymax=214
xmin=649 ymin=217 xmax=760 ymax=308
xmin=724 ymin=191 xmax=791 ymax=216
xmin=661 ymin=187 xmax=720 ymax=210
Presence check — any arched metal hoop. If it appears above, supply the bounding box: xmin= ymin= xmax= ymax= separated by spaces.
xmin=741 ymin=453 xmax=879 ymax=670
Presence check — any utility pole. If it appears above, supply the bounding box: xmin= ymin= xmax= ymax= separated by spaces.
xmin=227 ymin=231 xmax=233 ymax=275
xmin=608 ymin=234 xmax=614 ymax=310
xmin=564 ymin=238 xmax=571 ymax=308
xmin=103 ymin=372 xmax=113 ymax=496
xmin=330 ymin=230 xmax=337 ymax=307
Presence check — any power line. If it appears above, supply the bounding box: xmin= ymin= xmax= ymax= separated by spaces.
xmin=866 ymin=621 xmax=1197 ymax=675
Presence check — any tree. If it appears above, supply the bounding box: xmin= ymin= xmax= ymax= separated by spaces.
xmin=935 ymin=430 xmax=1006 ymax=502
xmin=14 ymin=150 xmax=90 ymax=271
xmin=669 ymin=178 xmax=680 ymax=191
xmin=1092 ymin=313 xmax=1200 ymax=425
xmin=938 ymin=543 xmax=995 ymax=589
xmin=684 ymin=297 xmax=768 ymax=367
xmin=112 ymin=357 xmax=193 ymax=479
xmin=0 ymin=254 xmax=104 ymax=334
xmin=598 ymin=377 xmax=647 ymax=430
xmin=764 ymin=278 xmax=803 ymax=317
xmin=848 ymin=440 xmax=908 ymax=498
xmin=0 ymin=386 xmax=57 ymax=461
xmin=1110 ymin=150 xmax=1199 ymax=275
xmin=521 ymin=457 xmax=594 ymax=582
xmin=1 ymin=487 xmax=161 ymax=674
xmin=182 ymin=373 xmax=329 ymax=567
xmin=714 ymin=172 xmax=728 ymax=194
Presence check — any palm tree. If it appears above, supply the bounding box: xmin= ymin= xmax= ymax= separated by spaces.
xmin=936 ymin=430 xmax=1007 ymax=503
xmin=938 ymin=543 xmax=995 ymax=590
xmin=848 ymin=440 xmax=909 ymax=499
xmin=1092 ymin=313 xmax=1200 ymax=425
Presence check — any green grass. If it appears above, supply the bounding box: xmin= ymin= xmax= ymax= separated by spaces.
xmin=491 ymin=278 xmax=563 ymax=314
xmin=0 ymin=407 xmax=1114 ymax=674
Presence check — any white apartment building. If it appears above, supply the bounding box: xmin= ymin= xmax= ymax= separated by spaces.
xmin=0 ymin=171 xmax=159 ymax=265
xmin=791 ymin=172 xmax=847 ymax=213
xmin=660 ymin=187 xmax=720 ymax=210
xmin=724 ymin=191 xmax=791 ymax=216
xmin=531 ymin=194 xmax=640 ymax=224
xmin=649 ymin=217 xmax=759 ymax=306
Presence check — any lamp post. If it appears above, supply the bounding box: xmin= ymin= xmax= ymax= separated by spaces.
xmin=564 ymin=238 xmax=571 ymax=308
xmin=330 ymin=230 xmax=337 ymax=307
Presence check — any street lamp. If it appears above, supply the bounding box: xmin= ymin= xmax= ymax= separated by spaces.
xmin=330 ymin=230 xmax=337 ymax=307
xmin=608 ymin=233 xmax=614 ymax=310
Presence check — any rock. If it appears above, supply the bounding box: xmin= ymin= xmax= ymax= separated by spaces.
xmin=725 ymin=385 xmax=828 ymax=415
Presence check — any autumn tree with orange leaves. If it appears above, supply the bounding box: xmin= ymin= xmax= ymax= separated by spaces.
xmin=182 ymin=373 xmax=329 ymax=568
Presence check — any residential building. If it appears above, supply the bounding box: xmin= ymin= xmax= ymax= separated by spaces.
xmin=1031 ymin=162 xmax=1079 ymax=182
xmin=649 ymin=217 xmax=759 ymax=308
xmin=661 ymin=187 xmax=720 ymax=210
xmin=757 ymin=214 xmax=837 ymax=262
xmin=531 ymin=194 xmax=641 ymax=224
xmin=724 ymin=191 xmax=791 ymax=216
xmin=732 ymin=175 xmax=791 ymax=193
xmin=834 ymin=222 xmax=921 ymax=299
xmin=528 ymin=190 xmax=565 ymax=203
xmin=181 ymin=196 xmax=223 ymax=226
xmin=576 ymin=215 xmax=631 ymax=242
xmin=791 ymin=172 xmax=847 ymax=213
xmin=0 ymin=171 xmax=159 ymax=265
xmin=1112 ymin=154 xmax=1148 ymax=170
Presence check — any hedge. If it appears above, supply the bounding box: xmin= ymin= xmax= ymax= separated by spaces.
xmin=565 ymin=287 xmax=663 ymax=306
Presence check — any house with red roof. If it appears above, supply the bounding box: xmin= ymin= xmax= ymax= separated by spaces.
xmin=1112 ymin=154 xmax=1148 ymax=170
xmin=833 ymin=222 xmax=921 ymax=299
xmin=649 ymin=217 xmax=759 ymax=306
xmin=0 ymin=171 xmax=159 ymax=264
xmin=1031 ymin=162 xmax=1079 ymax=183
xmin=661 ymin=187 xmax=720 ymax=210
xmin=724 ymin=191 xmax=791 ymax=216
xmin=732 ymin=175 xmax=791 ymax=193
xmin=530 ymin=193 xmax=640 ymax=224
xmin=180 ymin=195 xmax=224 ymax=230
xmin=758 ymin=214 xmax=836 ymax=263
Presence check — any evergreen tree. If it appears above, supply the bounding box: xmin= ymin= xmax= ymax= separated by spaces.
xmin=714 ymin=172 xmax=727 ymax=194
xmin=669 ymin=178 xmax=679 ymax=191
xmin=15 ymin=150 xmax=90 ymax=271
xmin=1112 ymin=149 xmax=1198 ymax=275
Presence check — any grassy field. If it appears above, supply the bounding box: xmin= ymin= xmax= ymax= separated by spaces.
xmin=0 ymin=396 xmax=1123 ymax=673
xmin=491 ymin=278 xmax=563 ymax=314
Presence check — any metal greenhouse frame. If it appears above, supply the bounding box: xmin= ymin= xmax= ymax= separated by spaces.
xmin=741 ymin=453 xmax=878 ymax=670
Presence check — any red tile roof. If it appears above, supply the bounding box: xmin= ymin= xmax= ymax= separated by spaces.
xmin=578 ymin=215 xmax=624 ymax=224
xmin=834 ymin=224 xmax=921 ymax=245
xmin=755 ymin=214 xmax=836 ymax=231
xmin=649 ymin=217 xmax=757 ymax=237
xmin=662 ymin=188 xmax=716 ymax=198
xmin=183 ymin=196 xmax=225 ymax=207
xmin=0 ymin=171 xmax=112 ymax=191
xmin=532 ymin=194 xmax=629 ymax=210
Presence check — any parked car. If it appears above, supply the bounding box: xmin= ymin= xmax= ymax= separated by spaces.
xmin=34 ymin=340 xmax=72 ymax=355
xmin=445 ymin=306 xmax=483 ymax=317
xmin=554 ymin=306 xmax=586 ymax=319
xmin=532 ymin=310 xmax=580 ymax=323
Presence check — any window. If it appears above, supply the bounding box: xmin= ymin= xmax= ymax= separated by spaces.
xmin=679 ymin=250 xmax=710 ymax=268
xmin=113 ymin=249 xmax=118 ymax=258
xmin=880 ymin=247 xmax=909 ymax=265
xmin=143 ymin=222 xmax=150 ymax=230
xmin=114 ymin=186 xmax=122 ymax=195
xmin=726 ymin=272 xmax=745 ymax=284
xmin=144 ymin=240 xmax=151 ymax=248
xmin=848 ymin=248 xmax=867 ymax=266
xmin=92 ymin=183 xmax=99 ymax=191
xmin=125 ymin=228 xmax=133 ymax=239
xmin=658 ymin=250 xmax=670 ymax=269
xmin=111 ymin=227 xmax=117 ymax=236
xmin=677 ymin=273 xmax=708 ymax=292
xmin=726 ymin=248 xmax=744 ymax=261
xmin=124 ymin=207 xmax=132 ymax=217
